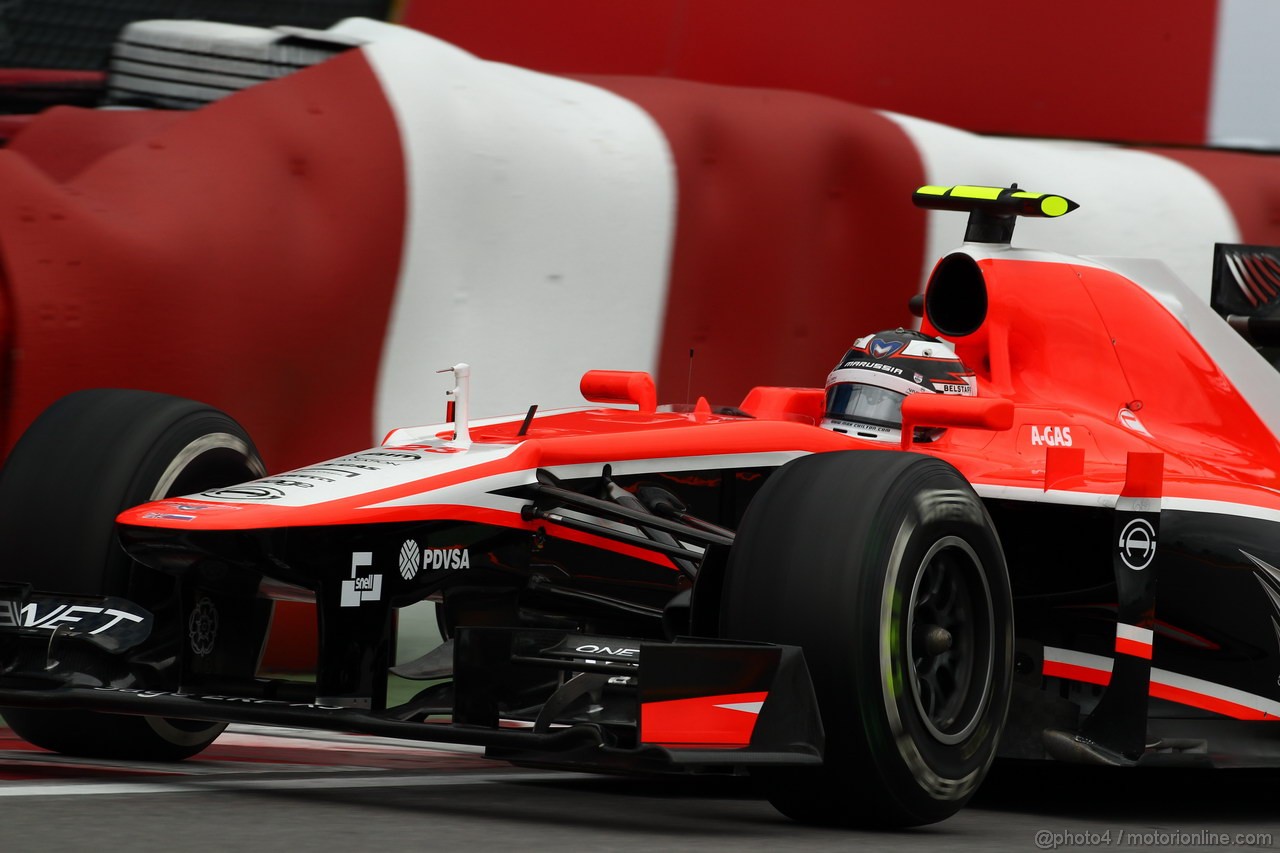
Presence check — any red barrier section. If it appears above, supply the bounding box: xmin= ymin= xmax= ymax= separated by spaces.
xmin=1147 ymin=146 xmax=1280 ymax=246
xmin=407 ymin=0 xmax=1219 ymax=146
xmin=583 ymin=77 xmax=928 ymax=407
xmin=0 ymin=52 xmax=406 ymax=471
xmin=7 ymin=107 xmax=183 ymax=182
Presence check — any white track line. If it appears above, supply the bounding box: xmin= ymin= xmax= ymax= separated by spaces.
xmin=217 ymin=724 xmax=488 ymax=754
xmin=0 ymin=769 xmax=575 ymax=799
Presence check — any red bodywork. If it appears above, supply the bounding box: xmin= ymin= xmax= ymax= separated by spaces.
xmin=112 ymin=239 xmax=1280 ymax=731
xmin=118 ymin=249 xmax=1280 ymax=536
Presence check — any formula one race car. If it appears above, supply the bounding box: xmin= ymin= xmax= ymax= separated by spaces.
xmin=3 ymin=184 xmax=1280 ymax=828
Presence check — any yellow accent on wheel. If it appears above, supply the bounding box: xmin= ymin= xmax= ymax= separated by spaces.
xmin=916 ymin=185 xmax=948 ymax=195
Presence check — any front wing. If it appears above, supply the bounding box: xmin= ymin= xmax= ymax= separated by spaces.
xmin=0 ymin=584 xmax=823 ymax=773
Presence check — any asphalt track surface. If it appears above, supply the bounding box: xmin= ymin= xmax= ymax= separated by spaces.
xmin=4 ymin=724 xmax=1280 ymax=852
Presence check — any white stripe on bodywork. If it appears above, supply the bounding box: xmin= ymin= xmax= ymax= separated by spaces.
xmin=192 ymin=442 xmax=521 ymax=508
xmin=361 ymin=450 xmax=809 ymax=510
xmin=1162 ymin=496 xmax=1280 ymax=524
xmin=882 ymin=111 xmax=1241 ymax=301
xmin=1045 ymin=646 xmax=1280 ymax=718
xmin=973 ymin=484 xmax=1122 ymax=509
xmin=974 ymin=484 xmax=1280 ymax=524
xmin=338 ymin=19 xmax=676 ymax=433
xmin=715 ymin=701 xmax=764 ymax=715
xmin=1114 ymin=495 xmax=1161 ymax=514
xmin=186 ymin=445 xmax=805 ymax=514
xmin=1115 ymin=623 xmax=1154 ymax=646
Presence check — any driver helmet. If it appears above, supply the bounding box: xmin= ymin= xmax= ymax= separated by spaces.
xmin=822 ymin=328 xmax=976 ymax=443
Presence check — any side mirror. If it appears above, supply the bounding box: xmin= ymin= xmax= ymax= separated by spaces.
xmin=580 ymin=370 xmax=657 ymax=413
xmin=900 ymin=394 xmax=1014 ymax=449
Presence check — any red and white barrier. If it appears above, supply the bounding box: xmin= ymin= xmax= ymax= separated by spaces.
xmin=1 ymin=18 xmax=1278 ymax=464
xmin=3 ymin=17 xmax=1279 ymax=671
xmin=4 ymin=18 xmax=1280 ymax=470
xmin=402 ymin=0 xmax=1280 ymax=151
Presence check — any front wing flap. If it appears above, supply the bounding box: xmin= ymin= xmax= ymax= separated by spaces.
xmin=457 ymin=628 xmax=824 ymax=771
xmin=0 ymin=626 xmax=824 ymax=774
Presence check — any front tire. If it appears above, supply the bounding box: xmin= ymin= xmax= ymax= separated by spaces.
xmin=0 ymin=389 xmax=266 ymax=760
xmin=720 ymin=450 xmax=1012 ymax=826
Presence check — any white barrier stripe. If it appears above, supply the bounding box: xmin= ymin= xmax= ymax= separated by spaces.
xmin=347 ymin=20 xmax=676 ymax=433
xmin=881 ymin=111 xmax=1240 ymax=300
xmin=1209 ymin=0 xmax=1280 ymax=148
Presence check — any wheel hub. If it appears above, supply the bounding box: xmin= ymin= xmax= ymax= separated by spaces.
xmin=906 ymin=536 xmax=995 ymax=746
xmin=916 ymin=624 xmax=953 ymax=657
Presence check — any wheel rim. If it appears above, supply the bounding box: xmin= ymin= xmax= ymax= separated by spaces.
xmin=148 ymin=430 xmax=264 ymax=745
xmin=149 ymin=432 xmax=266 ymax=501
xmin=906 ymin=536 xmax=994 ymax=745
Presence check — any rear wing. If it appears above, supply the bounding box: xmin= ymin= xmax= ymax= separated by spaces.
xmin=1211 ymin=243 xmax=1280 ymax=346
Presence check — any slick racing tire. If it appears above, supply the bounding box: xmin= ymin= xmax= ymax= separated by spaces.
xmin=720 ymin=450 xmax=1013 ymax=827
xmin=0 ymin=389 xmax=266 ymax=761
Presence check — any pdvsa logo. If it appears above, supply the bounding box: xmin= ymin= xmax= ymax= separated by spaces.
xmin=424 ymin=548 xmax=470 ymax=570
xmin=398 ymin=541 xmax=471 ymax=581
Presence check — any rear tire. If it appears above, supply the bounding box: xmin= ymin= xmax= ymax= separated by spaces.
xmin=0 ymin=389 xmax=265 ymax=761
xmin=720 ymin=450 xmax=1012 ymax=826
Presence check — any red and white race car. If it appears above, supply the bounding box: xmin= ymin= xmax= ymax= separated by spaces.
xmin=3 ymin=185 xmax=1280 ymax=827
